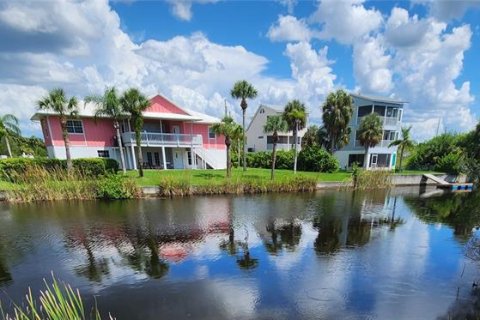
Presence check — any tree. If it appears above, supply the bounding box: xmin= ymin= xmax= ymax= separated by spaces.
xmin=230 ymin=80 xmax=258 ymax=172
xmin=120 ymin=88 xmax=150 ymax=177
xmin=85 ymin=87 xmax=127 ymax=174
xmin=0 ymin=114 xmax=20 ymax=158
xmin=230 ymin=124 xmax=244 ymax=168
xmin=388 ymin=126 xmax=415 ymax=172
xmin=211 ymin=116 xmax=241 ymax=178
xmin=283 ymin=100 xmax=307 ymax=174
xmin=321 ymin=90 xmax=353 ymax=153
xmin=37 ymin=88 xmax=79 ymax=170
xmin=301 ymin=125 xmax=319 ymax=149
xmin=263 ymin=115 xmax=288 ymax=180
xmin=357 ymin=113 xmax=383 ymax=169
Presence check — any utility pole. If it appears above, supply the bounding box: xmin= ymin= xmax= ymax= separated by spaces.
xmin=224 ymin=100 xmax=227 ymax=118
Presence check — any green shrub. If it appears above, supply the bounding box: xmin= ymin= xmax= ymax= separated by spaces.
xmin=434 ymin=152 xmax=463 ymax=174
xmin=297 ymin=146 xmax=339 ymax=172
xmin=72 ymin=158 xmax=106 ymax=177
xmin=246 ymin=150 xmax=294 ymax=169
xmin=96 ymin=174 xmax=139 ymax=199
xmin=0 ymin=157 xmax=119 ymax=182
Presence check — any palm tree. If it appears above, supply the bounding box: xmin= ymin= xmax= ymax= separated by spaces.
xmin=231 ymin=125 xmax=244 ymax=168
xmin=230 ymin=80 xmax=258 ymax=171
xmin=211 ymin=116 xmax=240 ymax=178
xmin=85 ymin=87 xmax=127 ymax=174
xmin=283 ymin=100 xmax=307 ymax=173
xmin=357 ymin=113 xmax=383 ymax=169
xmin=388 ymin=126 xmax=415 ymax=172
xmin=37 ymin=88 xmax=79 ymax=170
xmin=0 ymin=114 xmax=20 ymax=158
xmin=321 ymin=89 xmax=353 ymax=153
xmin=263 ymin=115 xmax=288 ymax=180
xmin=120 ymin=88 xmax=150 ymax=177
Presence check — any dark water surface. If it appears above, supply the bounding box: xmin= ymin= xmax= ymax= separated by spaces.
xmin=1 ymin=188 xmax=480 ymax=319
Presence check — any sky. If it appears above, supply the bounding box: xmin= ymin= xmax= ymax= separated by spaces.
xmin=0 ymin=0 xmax=479 ymax=141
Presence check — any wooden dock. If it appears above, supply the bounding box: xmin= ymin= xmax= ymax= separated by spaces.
xmin=422 ymin=174 xmax=473 ymax=191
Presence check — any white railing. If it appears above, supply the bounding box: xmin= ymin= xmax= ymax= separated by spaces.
xmin=121 ymin=132 xmax=203 ymax=146
xmin=355 ymin=140 xmax=395 ymax=148
xmin=357 ymin=116 xmax=399 ymax=127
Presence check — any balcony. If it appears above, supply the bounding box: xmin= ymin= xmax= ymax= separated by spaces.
xmin=121 ymin=132 xmax=203 ymax=147
xmin=355 ymin=140 xmax=395 ymax=148
xmin=357 ymin=116 xmax=400 ymax=127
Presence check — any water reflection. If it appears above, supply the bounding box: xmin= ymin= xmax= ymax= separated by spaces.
xmin=0 ymin=189 xmax=478 ymax=319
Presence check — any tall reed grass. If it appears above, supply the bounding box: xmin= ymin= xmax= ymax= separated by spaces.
xmin=0 ymin=275 xmax=113 ymax=320
xmin=5 ymin=166 xmax=139 ymax=202
xmin=157 ymin=175 xmax=317 ymax=197
xmin=351 ymin=169 xmax=392 ymax=190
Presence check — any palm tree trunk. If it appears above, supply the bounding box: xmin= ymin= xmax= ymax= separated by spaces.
xmin=242 ymin=109 xmax=246 ymax=172
xmin=363 ymin=146 xmax=369 ymax=169
xmin=238 ymin=139 xmax=241 ymax=168
xmin=271 ymin=141 xmax=277 ymax=180
xmin=115 ymin=122 xmax=127 ymax=174
xmin=61 ymin=118 xmax=73 ymax=171
xmin=293 ymin=122 xmax=298 ymax=174
xmin=4 ymin=136 xmax=12 ymax=158
xmin=135 ymin=129 xmax=144 ymax=177
xmin=399 ymin=145 xmax=404 ymax=172
xmin=226 ymin=145 xmax=231 ymax=178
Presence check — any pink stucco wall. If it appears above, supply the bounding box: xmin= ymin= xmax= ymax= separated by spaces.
xmin=146 ymin=95 xmax=189 ymax=115
xmin=47 ymin=116 xmax=116 ymax=147
xmin=191 ymin=123 xmax=225 ymax=149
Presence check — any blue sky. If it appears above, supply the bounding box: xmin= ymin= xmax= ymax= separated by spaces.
xmin=0 ymin=0 xmax=479 ymax=140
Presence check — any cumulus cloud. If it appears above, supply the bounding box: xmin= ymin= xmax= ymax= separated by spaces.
xmin=385 ymin=7 xmax=430 ymax=47
xmin=414 ymin=0 xmax=480 ymax=21
xmin=309 ymin=0 xmax=383 ymax=45
xmin=278 ymin=0 xmax=298 ymax=14
xmin=166 ymin=0 xmax=218 ymax=21
xmin=267 ymin=15 xmax=313 ymax=42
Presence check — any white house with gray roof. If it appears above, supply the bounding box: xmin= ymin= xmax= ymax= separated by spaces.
xmin=334 ymin=93 xmax=405 ymax=170
xmin=246 ymin=105 xmax=307 ymax=152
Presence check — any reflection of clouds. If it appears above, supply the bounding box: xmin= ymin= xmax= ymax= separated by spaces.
xmin=207 ymin=278 xmax=259 ymax=318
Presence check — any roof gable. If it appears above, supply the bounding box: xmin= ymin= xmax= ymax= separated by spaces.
xmin=147 ymin=95 xmax=190 ymax=115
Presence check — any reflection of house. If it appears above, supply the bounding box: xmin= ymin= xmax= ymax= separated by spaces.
xmin=246 ymin=105 xmax=307 ymax=152
xmin=31 ymin=94 xmax=227 ymax=170
xmin=334 ymin=93 xmax=405 ymax=170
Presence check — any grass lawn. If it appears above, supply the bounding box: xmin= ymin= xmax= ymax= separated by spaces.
xmin=125 ymin=168 xmax=352 ymax=187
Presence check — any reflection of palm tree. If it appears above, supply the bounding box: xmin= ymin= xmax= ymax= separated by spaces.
xmin=220 ymin=227 xmax=238 ymax=255
xmin=264 ymin=220 xmax=302 ymax=254
xmin=0 ymin=257 xmax=12 ymax=286
xmin=314 ymin=219 xmax=342 ymax=255
xmin=236 ymin=242 xmax=258 ymax=270
xmin=144 ymin=236 xmax=169 ymax=279
xmin=65 ymin=231 xmax=110 ymax=283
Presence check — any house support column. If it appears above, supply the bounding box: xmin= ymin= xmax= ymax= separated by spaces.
xmin=131 ymin=145 xmax=137 ymax=170
xmin=162 ymin=146 xmax=167 ymax=170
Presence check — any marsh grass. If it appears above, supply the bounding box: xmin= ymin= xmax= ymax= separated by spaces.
xmin=353 ymin=170 xmax=392 ymax=190
xmin=5 ymin=166 xmax=139 ymax=202
xmin=0 ymin=275 xmax=113 ymax=320
xmin=158 ymin=175 xmax=317 ymax=197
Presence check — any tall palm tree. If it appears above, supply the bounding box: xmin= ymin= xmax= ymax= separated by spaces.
xmin=357 ymin=113 xmax=383 ymax=169
xmin=230 ymin=80 xmax=258 ymax=171
xmin=388 ymin=126 xmax=415 ymax=172
xmin=283 ymin=100 xmax=307 ymax=173
xmin=0 ymin=114 xmax=20 ymax=158
xmin=37 ymin=88 xmax=79 ymax=170
xmin=263 ymin=115 xmax=288 ymax=180
xmin=120 ymin=88 xmax=150 ymax=177
xmin=321 ymin=89 xmax=353 ymax=154
xmin=85 ymin=87 xmax=127 ymax=174
xmin=231 ymin=124 xmax=244 ymax=168
xmin=211 ymin=116 xmax=240 ymax=178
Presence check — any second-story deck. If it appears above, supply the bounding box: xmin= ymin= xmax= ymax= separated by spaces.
xmin=121 ymin=132 xmax=203 ymax=147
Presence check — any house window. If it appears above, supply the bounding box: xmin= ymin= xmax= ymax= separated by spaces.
xmin=97 ymin=150 xmax=110 ymax=158
xmin=66 ymin=120 xmax=83 ymax=134
xmin=208 ymin=127 xmax=216 ymax=139
xmin=187 ymin=151 xmax=192 ymax=165
xmin=154 ymin=152 xmax=161 ymax=166
xmin=258 ymin=136 xmax=264 ymax=139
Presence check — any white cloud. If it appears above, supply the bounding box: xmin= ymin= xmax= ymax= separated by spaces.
xmin=385 ymin=7 xmax=429 ymax=47
xmin=309 ymin=0 xmax=383 ymax=45
xmin=352 ymin=35 xmax=393 ymax=93
xmin=267 ymin=15 xmax=313 ymax=42
xmin=414 ymin=0 xmax=480 ymax=21
xmin=166 ymin=0 xmax=218 ymax=21
xmin=278 ymin=0 xmax=298 ymax=14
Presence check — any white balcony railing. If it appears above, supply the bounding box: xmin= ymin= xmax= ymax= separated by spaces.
xmin=121 ymin=132 xmax=203 ymax=147
xmin=357 ymin=116 xmax=400 ymax=127
xmin=355 ymin=140 xmax=395 ymax=148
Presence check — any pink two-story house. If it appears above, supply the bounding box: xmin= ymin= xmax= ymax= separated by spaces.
xmin=31 ymin=94 xmax=227 ymax=170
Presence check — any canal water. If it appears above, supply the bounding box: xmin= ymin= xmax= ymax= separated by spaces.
xmin=1 ymin=187 xmax=480 ymax=319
